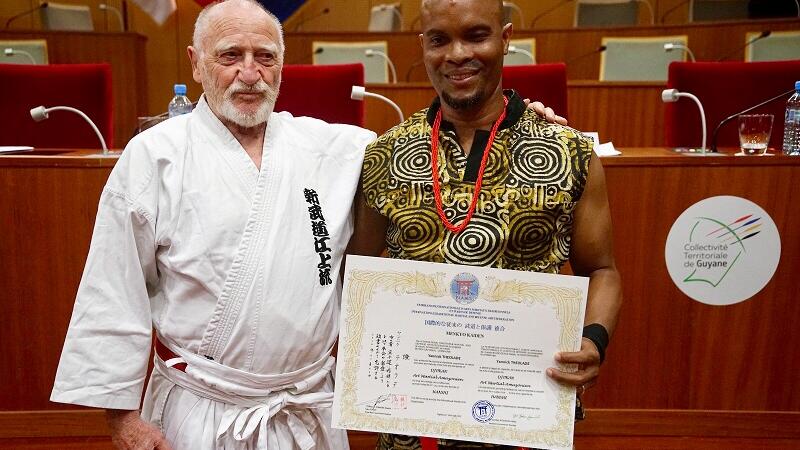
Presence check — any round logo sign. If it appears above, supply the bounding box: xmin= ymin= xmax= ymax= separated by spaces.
xmin=450 ymin=273 xmax=479 ymax=304
xmin=471 ymin=400 xmax=495 ymax=423
xmin=665 ymin=196 xmax=781 ymax=306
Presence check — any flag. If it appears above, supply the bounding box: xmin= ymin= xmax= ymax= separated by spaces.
xmin=130 ymin=0 xmax=177 ymax=25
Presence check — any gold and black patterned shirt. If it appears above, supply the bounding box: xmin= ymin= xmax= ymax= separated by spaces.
xmin=363 ymin=92 xmax=591 ymax=449
xmin=362 ymin=90 xmax=592 ymax=275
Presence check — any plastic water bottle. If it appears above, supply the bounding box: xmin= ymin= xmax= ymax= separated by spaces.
xmin=168 ymin=84 xmax=193 ymax=118
xmin=783 ymin=81 xmax=800 ymax=155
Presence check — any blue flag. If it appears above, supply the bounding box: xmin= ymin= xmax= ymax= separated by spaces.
xmin=257 ymin=0 xmax=306 ymax=21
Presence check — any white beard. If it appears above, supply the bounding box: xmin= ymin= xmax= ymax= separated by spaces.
xmin=217 ymin=78 xmax=280 ymax=128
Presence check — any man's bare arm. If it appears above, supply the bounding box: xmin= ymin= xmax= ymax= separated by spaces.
xmin=547 ymin=154 xmax=622 ymax=388
xmin=346 ymin=180 xmax=390 ymax=258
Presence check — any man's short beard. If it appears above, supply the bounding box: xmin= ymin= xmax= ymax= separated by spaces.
xmin=218 ymin=78 xmax=280 ymax=128
xmin=441 ymin=90 xmax=484 ymax=111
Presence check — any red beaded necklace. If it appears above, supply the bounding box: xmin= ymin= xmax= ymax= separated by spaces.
xmin=430 ymin=95 xmax=508 ymax=233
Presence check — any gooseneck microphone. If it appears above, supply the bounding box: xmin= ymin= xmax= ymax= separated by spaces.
xmin=565 ymin=45 xmax=606 ymax=66
xmin=710 ymin=88 xmax=795 ymax=152
xmin=293 ymin=7 xmax=330 ymax=31
xmin=404 ymin=58 xmax=425 ymax=82
xmin=715 ymin=31 xmax=771 ymax=62
xmin=530 ymin=0 xmax=572 ymax=28
xmin=30 ymin=105 xmax=109 ymax=154
xmin=659 ymin=0 xmax=689 ymax=24
xmin=5 ymin=2 xmax=48 ymax=29
xmin=287 ymin=47 xmax=323 ymax=65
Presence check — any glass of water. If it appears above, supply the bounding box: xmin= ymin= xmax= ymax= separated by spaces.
xmin=737 ymin=114 xmax=774 ymax=155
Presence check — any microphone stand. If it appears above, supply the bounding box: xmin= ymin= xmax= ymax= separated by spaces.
xmin=716 ymin=31 xmax=771 ymax=62
xmin=565 ymin=46 xmax=606 ymax=65
xmin=5 ymin=3 xmax=48 ymax=29
xmin=530 ymin=0 xmax=571 ymax=28
xmin=710 ymin=88 xmax=795 ymax=152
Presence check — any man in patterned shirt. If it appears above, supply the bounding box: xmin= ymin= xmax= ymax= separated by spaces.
xmin=350 ymin=0 xmax=622 ymax=449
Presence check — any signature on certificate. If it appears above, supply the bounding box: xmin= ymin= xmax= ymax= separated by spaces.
xmin=358 ymin=394 xmax=409 ymax=412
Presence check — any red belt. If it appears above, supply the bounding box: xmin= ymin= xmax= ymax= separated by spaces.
xmin=155 ymin=338 xmax=187 ymax=372
xmin=420 ymin=437 xmax=527 ymax=450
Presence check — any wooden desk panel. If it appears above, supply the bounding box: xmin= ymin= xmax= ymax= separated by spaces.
xmin=0 ymin=30 xmax=148 ymax=149
xmin=1 ymin=150 xmax=798 ymax=414
xmin=363 ymin=82 xmax=665 ymax=147
xmin=286 ymin=18 xmax=800 ymax=82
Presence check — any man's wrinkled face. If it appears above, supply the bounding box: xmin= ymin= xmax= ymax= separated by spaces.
xmin=420 ymin=0 xmax=510 ymax=111
xmin=190 ymin=5 xmax=282 ymax=128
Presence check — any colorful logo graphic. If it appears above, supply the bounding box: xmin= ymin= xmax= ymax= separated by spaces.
xmin=665 ymin=196 xmax=780 ymax=306
xmin=682 ymin=213 xmax=763 ymax=286
xmin=450 ymin=273 xmax=479 ymax=304
xmin=472 ymin=400 xmax=495 ymax=423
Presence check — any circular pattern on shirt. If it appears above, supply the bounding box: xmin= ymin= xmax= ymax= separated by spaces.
xmin=511 ymin=138 xmax=567 ymax=185
xmin=391 ymin=140 xmax=431 ymax=183
xmin=505 ymin=208 xmax=558 ymax=263
xmin=392 ymin=207 xmax=441 ymax=259
xmin=443 ymin=213 xmax=507 ymax=266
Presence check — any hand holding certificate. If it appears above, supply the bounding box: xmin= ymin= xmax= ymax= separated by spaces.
xmin=332 ymin=256 xmax=589 ymax=450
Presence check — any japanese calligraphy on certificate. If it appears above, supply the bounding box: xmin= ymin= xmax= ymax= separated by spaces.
xmin=332 ymin=256 xmax=588 ymax=450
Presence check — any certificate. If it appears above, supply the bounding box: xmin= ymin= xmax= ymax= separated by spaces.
xmin=332 ymin=255 xmax=588 ymax=450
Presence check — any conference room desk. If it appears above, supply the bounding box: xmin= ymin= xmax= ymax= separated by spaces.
xmin=363 ymin=81 xmax=665 ymax=146
xmin=1 ymin=149 xmax=799 ymax=448
xmin=285 ymin=18 xmax=800 ymax=81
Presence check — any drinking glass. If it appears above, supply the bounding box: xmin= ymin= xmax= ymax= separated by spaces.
xmin=737 ymin=114 xmax=773 ymax=155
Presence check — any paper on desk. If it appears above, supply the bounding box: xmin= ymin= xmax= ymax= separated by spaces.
xmin=593 ymin=142 xmax=621 ymax=156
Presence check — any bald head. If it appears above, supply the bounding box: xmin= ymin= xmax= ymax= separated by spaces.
xmin=193 ymin=0 xmax=284 ymax=58
xmin=420 ymin=0 xmax=505 ymax=28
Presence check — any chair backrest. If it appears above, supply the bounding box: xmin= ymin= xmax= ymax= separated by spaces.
xmin=504 ymin=38 xmax=536 ymax=66
xmin=0 ymin=63 xmax=113 ymax=149
xmin=502 ymin=63 xmax=568 ymax=120
xmin=575 ymin=0 xmax=639 ymax=27
xmin=746 ymin=31 xmax=800 ymax=62
xmin=368 ymin=3 xmax=402 ymax=31
xmin=0 ymin=39 xmax=48 ymax=65
xmin=600 ymin=35 xmax=688 ymax=81
xmin=276 ymin=63 xmax=365 ymax=127
xmin=40 ymin=2 xmax=94 ymax=31
xmin=665 ymin=61 xmax=800 ymax=149
xmin=313 ymin=41 xmax=389 ymax=83
xmin=689 ymin=0 xmax=750 ymax=22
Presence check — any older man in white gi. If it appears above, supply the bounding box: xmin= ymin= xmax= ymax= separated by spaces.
xmin=50 ymin=0 xmax=374 ymax=448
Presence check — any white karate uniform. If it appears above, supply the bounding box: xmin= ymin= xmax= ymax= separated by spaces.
xmin=51 ymin=97 xmax=376 ymax=449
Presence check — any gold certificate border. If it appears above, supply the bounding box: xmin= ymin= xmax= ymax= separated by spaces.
xmin=338 ymin=270 xmax=583 ymax=448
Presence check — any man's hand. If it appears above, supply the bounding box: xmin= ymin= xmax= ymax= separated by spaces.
xmin=546 ymin=338 xmax=601 ymax=393
xmin=106 ymin=409 xmax=173 ymax=450
xmin=523 ymin=99 xmax=568 ymax=125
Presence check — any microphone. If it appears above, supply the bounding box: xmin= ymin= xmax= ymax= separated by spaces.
xmin=4 ymin=47 xmax=37 ymax=64
xmin=565 ymin=45 xmax=606 ymax=66
xmin=365 ymin=49 xmax=397 ymax=84
xmin=287 ymin=47 xmax=323 ymax=65
xmin=659 ymin=0 xmax=688 ymax=24
xmin=99 ymin=3 xmax=125 ymax=31
xmin=351 ymin=86 xmax=404 ymax=124
xmin=508 ymin=45 xmax=534 ymax=64
xmin=530 ymin=0 xmax=571 ymax=28
xmin=293 ymin=7 xmax=330 ymax=31
xmin=5 ymin=2 xmax=48 ymax=29
xmin=661 ymin=88 xmax=708 ymax=155
xmin=716 ymin=31 xmax=771 ymax=62
xmin=30 ymin=105 xmax=109 ymax=154
xmin=404 ymin=58 xmax=425 ymax=82
xmin=710 ymin=88 xmax=795 ymax=152
xmin=503 ymin=2 xmax=525 ymax=27
xmin=664 ymin=42 xmax=696 ymax=62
